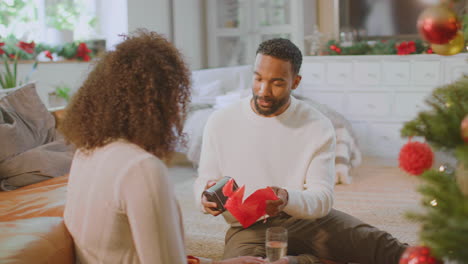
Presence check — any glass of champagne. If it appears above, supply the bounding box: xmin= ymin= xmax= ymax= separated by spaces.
xmin=265 ymin=226 xmax=288 ymax=262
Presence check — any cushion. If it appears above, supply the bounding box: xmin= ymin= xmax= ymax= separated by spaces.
xmin=0 ymin=83 xmax=74 ymax=190
xmin=0 ymin=217 xmax=74 ymax=264
xmin=0 ymin=83 xmax=56 ymax=162
xmin=191 ymin=80 xmax=224 ymax=105
xmin=191 ymin=65 xmax=252 ymax=100
xmin=0 ymin=139 xmax=74 ymax=191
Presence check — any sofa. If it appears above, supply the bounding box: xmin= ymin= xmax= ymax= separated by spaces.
xmin=0 ymin=176 xmax=73 ymax=264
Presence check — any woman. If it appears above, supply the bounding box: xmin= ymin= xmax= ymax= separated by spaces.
xmin=61 ymin=30 xmax=265 ymax=264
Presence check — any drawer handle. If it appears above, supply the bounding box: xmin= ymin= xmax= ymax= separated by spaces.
xmin=396 ymin=73 xmax=406 ymax=78
xmin=381 ymin=136 xmax=390 ymax=140
xmin=367 ymin=73 xmax=377 ymax=78
xmin=367 ymin=104 xmax=376 ymax=109
xmin=425 ymin=73 xmax=435 ymax=78
xmin=339 ymin=73 xmax=347 ymax=78
xmin=312 ymin=73 xmax=320 ymax=78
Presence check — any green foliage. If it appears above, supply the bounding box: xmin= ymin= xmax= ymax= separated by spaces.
xmin=45 ymin=0 xmax=79 ymax=30
xmin=401 ymin=76 xmax=468 ymax=151
xmin=322 ymin=39 xmax=433 ymax=56
xmin=55 ymin=42 xmax=79 ymax=60
xmin=0 ymin=0 xmax=32 ymax=27
xmin=402 ymin=60 xmax=468 ymax=262
xmin=368 ymin=40 xmax=397 ymax=55
xmin=54 ymin=84 xmax=71 ymax=101
xmin=406 ymin=169 xmax=468 ymax=262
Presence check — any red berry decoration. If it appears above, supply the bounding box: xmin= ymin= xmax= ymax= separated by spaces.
xmin=330 ymin=45 xmax=337 ymax=51
xmin=461 ymin=115 xmax=468 ymax=143
xmin=399 ymin=246 xmax=443 ymax=264
xmin=399 ymin=141 xmax=434 ymax=176
xmin=417 ymin=5 xmax=460 ymax=44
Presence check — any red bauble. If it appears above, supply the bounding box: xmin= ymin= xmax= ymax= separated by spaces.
xmin=399 ymin=141 xmax=434 ymax=176
xmin=461 ymin=115 xmax=468 ymax=143
xmin=399 ymin=246 xmax=443 ymax=264
xmin=417 ymin=5 xmax=460 ymax=44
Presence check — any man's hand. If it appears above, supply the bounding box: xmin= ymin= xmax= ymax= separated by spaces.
xmin=214 ymin=256 xmax=266 ymax=264
xmin=266 ymin=186 xmax=288 ymax=217
xmin=202 ymin=180 xmax=222 ymax=216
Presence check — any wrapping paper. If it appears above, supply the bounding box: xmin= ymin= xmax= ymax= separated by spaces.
xmin=222 ymin=179 xmax=278 ymax=228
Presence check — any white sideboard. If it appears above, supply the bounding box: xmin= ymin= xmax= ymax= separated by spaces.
xmin=297 ymin=54 xmax=468 ymax=159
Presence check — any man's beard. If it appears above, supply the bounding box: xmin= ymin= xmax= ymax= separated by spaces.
xmin=252 ymin=94 xmax=290 ymax=116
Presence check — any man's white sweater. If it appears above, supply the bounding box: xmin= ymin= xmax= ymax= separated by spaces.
xmin=193 ymin=95 xmax=336 ymax=223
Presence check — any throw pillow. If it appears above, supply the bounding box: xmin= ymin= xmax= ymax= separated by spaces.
xmin=0 ymin=139 xmax=74 ymax=191
xmin=0 ymin=83 xmax=56 ymax=162
xmin=0 ymin=83 xmax=74 ymax=191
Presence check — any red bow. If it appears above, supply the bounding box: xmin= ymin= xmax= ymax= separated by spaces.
xmin=223 ymin=179 xmax=279 ymax=228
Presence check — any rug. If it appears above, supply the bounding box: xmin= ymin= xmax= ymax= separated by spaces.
xmin=170 ymin=156 xmax=421 ymax=260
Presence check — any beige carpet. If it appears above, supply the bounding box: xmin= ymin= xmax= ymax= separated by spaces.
xmin=170 ymin=156 xmax=421 ymax=260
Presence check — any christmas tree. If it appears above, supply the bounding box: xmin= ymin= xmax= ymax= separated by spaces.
xmin=400 ymin=75 xmax=468 ymax=263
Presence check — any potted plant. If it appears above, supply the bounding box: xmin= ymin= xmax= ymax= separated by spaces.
xmin=0 ymin=36 xmax=52 ymax=96
xmin=48 ymin=83 xmax=71 ymax=108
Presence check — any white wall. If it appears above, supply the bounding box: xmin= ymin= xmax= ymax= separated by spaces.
xmin=98 ymin=0 xmax=128 ymax=50
xmin=173 ymin=0 xmax=205 ymax=70
xmin=127 ymin=0 xmax=172 ymax=40
xmin=96 ymin=0 xmax=205 ymax=69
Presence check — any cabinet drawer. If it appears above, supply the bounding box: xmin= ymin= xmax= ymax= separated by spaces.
xmin=327 ymin=62 xmax=352 ymax=85
xmin=354 ymin=62 xmax=381 ymax=85
xmin=447 ymin=65 xmax=468 ymax=83
xmin=382 ymin=61 xmax=410 ymax=85
xmin=411 ymin=61 xmax=440 ymax=85
xmin=301 ymin=91 xmax=345 ymax=114
xmin=393 ymin=92 xmax=429 ymax=119
xmin=347 ymin=93 xmax=391 ymax=117
xmin=368 ymin=122 xmax=406 ymax=158
xmin=301 ymin=63 xmax=326 ymax=85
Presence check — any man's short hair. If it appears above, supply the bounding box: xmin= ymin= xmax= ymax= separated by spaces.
xmin=256 ymin=38 xmax=302 ymax=75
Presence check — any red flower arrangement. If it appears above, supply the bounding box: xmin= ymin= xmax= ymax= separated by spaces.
xmin=329 ymin=44 xmax=342 ymax=54
xmin=76 ymin=42 xmax=91 ymax=62
xmin=0 ymin=41 xmax=52 ymax=89
xmin=396 ymin=41 xmax=417 ymax=55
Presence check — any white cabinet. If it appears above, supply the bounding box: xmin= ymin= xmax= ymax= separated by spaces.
xmin=298 ymin=54 xmax=468 ymax=159
xmin=206 ymin=0 xmax=304 ymax=68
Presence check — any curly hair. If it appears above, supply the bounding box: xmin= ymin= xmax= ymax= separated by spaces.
xmin=59 ymin=30 xmax=191 ymax=160
xmin=256 ymin=38 xmax=302 ymax=75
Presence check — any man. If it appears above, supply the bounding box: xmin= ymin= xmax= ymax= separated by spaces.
xmin=194 ymin=38 xmax=407 ymax=264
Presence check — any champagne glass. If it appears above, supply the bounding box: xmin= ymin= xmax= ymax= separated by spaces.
xmin=265 ymin=227 xmax=288 ymax=262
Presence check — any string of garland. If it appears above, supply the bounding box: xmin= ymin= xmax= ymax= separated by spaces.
xmin=322 ymin=39 xmax=435 ymax=56
xmin=1 ymin=35 xmax=94 ymax=61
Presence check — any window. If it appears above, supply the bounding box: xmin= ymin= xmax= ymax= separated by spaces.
xmin=0 ymin=0 xmax=99 ymax=43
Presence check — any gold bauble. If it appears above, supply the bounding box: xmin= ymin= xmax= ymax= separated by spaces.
xmin=456 ymin=163 xmax=468 ymax=196
xmin=431 ymin=31 xmax=465 ymax=56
